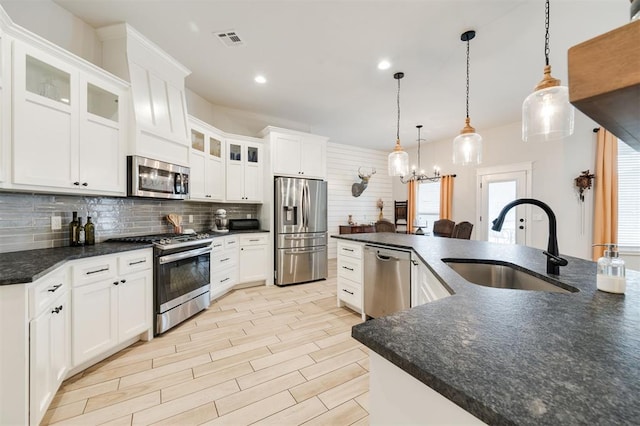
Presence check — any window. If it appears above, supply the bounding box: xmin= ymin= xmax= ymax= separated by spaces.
xmin=417 ymin=182 xmax=440 ymax=229
xmin=618 ymin=140 xmax=640 ymax=248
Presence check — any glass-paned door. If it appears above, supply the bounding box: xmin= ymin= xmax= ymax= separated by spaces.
xmin=479 ymin=170 xmax=528 ymax=245
xmin=247 ymin=146 xmax=259 ymax=163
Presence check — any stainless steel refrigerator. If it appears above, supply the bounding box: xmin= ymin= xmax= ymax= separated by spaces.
xmin=275 ymin=177 xmax=328 ymax=286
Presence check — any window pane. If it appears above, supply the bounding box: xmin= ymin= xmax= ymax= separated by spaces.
xmin=417 ymin=182 xmax=440 ymax=228
xmin=618 ymin=140 xmax=640 ymax=247
xmin=487 ymin=181 xmax=516 ymax=244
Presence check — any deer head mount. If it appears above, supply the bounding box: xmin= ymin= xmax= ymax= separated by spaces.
xmin=351 ymin=167 xmax=376 ymax=197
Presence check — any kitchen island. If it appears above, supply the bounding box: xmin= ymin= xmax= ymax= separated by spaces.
xmin=333 ymin=233 xmax=640 ymax=425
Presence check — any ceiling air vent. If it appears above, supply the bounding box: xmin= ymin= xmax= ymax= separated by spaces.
xmin=214 ymin=30 xmax=245 ymax=47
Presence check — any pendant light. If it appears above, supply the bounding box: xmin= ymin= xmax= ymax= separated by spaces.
xmin=452 ymin=30 xmax=482 ymax=166
xmin=522 ymin=0 xmax=574 ymax=142
xmin=388 ymin=72 xmax=409 ymax=177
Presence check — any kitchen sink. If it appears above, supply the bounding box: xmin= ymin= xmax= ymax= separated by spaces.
xmin=443 ymin=260 xmax=578 ymax=294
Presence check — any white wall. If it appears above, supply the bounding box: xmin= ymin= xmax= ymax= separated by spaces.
xmin=0 ymin=0 xmax=102 ymax=66
xmin=327 ymin=142 xmax=393 ymax=258
xmin=185 ymin=89 xmax=311 ymax=138
xmin=393 ymin=112 xmax=599 ymax=260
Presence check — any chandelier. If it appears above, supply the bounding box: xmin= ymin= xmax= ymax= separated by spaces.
xmin=400 ymin=125 xmax=442 ymax=184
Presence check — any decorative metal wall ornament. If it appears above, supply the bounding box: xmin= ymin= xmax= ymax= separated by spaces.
xmin=351 ymin=167 xmax=376 ymax=197
xmin=574 ymin=170 xmax=595 ymax=202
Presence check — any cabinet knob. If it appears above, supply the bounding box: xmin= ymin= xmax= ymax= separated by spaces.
xmin=113 ymin=281 xmax=119 ymax=286
xmin=120 ymin=279 xmax=126 ymax=284
xmin=73 ymin=182 xmax=80 ymax=186
xmin=82 ymin=182 xmax=88 ymax=187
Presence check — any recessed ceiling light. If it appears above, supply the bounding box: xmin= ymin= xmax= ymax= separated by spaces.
xmin=378 ymin=60 xmax=391 ymax=70
xmin=254 ymin=75 xmax=267 ymax=84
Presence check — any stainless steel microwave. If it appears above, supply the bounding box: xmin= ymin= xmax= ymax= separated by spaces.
xmin=127 ymin=156 xmax=189 ymax=200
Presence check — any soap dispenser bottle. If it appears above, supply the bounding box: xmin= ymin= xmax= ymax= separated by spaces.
xmin=595 ymin=244 xmax=626 ymax=294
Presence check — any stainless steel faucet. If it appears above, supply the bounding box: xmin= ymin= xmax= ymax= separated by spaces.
xmin=491 ymin=198 xmax=568 ymax=275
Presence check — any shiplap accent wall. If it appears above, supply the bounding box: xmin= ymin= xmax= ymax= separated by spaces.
xmin=327 ymin=142 xmax=395 ymax=258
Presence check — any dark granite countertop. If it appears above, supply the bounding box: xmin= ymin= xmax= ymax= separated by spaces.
xmin=334 ymin=233 xmax=640 ymax=425
xmin=0 ymin=242 xmax=153 ymax=285
xmin=208 ymin=229 xmax=270 ymax=236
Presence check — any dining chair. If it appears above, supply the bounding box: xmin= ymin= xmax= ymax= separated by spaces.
xmin=452 ymin=221 xmax=473 ymax=239
xmin=375 ymin=219 xmax=396 ymax=233
xmin=433 ymin=219 xmax=455 ymax=237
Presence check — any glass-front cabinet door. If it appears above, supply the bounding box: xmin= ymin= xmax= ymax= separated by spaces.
xmin=189 ymin=128 xmax=207 ymax=200
xmin=12 ymin=41 xmax=77 ymax=189
xmin=79 ymin=75 xmax=125 ymax=194
xmin=207 ymin=135 xmax=224 ymax=201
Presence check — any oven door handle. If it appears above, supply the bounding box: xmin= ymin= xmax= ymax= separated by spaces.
xmin=159 ymin=246 xmax=211 ymax=264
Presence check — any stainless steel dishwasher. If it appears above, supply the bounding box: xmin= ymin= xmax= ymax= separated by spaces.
xmin=363 ymin=245 xmax=412 ymax=318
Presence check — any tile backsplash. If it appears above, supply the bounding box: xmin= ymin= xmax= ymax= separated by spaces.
xmin=0 ymin=192 xmax=260 ymax=253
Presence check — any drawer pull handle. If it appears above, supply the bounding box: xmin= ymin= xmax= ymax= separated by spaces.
xmin=129 ymin=259 xmax=146 ymax=266
xmin=249 ymin=239 xmax=260 ymax=242
xmin=342 ymin=266 xmax=354 ymax=271
xmin=342 ymin=289 xmax=354 ymax=295
xmin=47 ymin=284 xmax=62 ymax=292
xmin=86 ymin=267 xmax=109 ymax=275
xmin=51 ymin=305 xmax=63 ymax=314
xmin=120 ymin=279 xmax=127 ymax=284
xmin=220 ymin=278 xmax=230 ymax=283
xmin=221 ymin=257 xmax=230 ymax=262
xmin=113 ymin=281 xmax=119 ymax=286
xmin=213 ymin=244 xmax=223 ymax=248
xmin=343 ymin=248 xmax=354 ymax=252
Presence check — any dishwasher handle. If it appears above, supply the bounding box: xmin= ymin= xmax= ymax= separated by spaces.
xmin=375 ymin=251 xmax=399 ymax=262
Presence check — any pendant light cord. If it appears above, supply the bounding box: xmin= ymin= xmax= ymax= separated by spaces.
xmin=465 ymin=37 xmax=470 ymax=119
xmin=417 ymin=126 xmax=422 ymax=171
xmin=396 ymin=77 xmax=401 ymax=140
xmin=544 ymin=0 xmax=550 ymax=66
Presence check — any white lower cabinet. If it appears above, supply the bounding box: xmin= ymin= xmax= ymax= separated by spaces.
xmin=29 ymin=269 xmax=70 ymax=426
xmin=239 ymin=233 xmax=268 ymax=283
xmin=71 ymin=249 xmax=152 ymax=366
xmin=336 ymin=241 xmax=365 ymax=320
xmin=210 ymin=235 xmax=239 ymax=300
xmin=411 ymin=259 xmax=450 ymax=307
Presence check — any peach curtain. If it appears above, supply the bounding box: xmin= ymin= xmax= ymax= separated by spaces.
xmin=439 ymin=175 xmax=454 ymax=220
xmin=592 ymin=128 xmax=618 ymax=260
xmin=407 ymin=180 xmax=417 ymax=234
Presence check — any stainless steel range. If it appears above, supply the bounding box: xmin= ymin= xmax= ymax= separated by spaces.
xmin=109 ymin=233 xmax=213 ymax=334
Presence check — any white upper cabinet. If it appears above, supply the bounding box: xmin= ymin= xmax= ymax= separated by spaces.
xmin=261 ymin=126 xmax=328 ymax=179
xmin=97 ymin=24 xmax=191 ymax=166
xmin=226 ymin=137 xmax=263 ymax=203
xmin=188 ymin=116 xmax=225 ymax=202
xmin=11 ymin=39 xmax=128 ymax=195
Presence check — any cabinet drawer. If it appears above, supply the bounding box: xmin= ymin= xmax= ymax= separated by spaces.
xmin=212 ymin=250 xmax=239 ymax=269
xmin=29 ymin=267 xmax=68 ymax=318
xmin=224 ymin=236 xmax=239 ymax=249
xmin=71 ymin=255 xmax=117 ymax=287
xmin=338 ymin=241 xmax=363 ymax=260
xmin=211 ymin=268 xmax=238 ymax=288
xmin=337 ymin=257 xmax=362 ymax=282
xmin=211 ymin=238 xmax=225 ymax=253
xmin=337 ymin=278 xmax=361 ymax=309
xmin=239 ymin=234 xmax=268 ymax=246
xmin=118 ymin=249 xmax=152 ymax=275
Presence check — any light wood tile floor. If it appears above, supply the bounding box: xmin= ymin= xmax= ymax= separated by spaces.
xmin=44 ymin=260 xmax=369 ymax=425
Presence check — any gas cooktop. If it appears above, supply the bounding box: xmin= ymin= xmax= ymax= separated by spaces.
xmin=109 ymin=232 xmax=213 ymax=250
